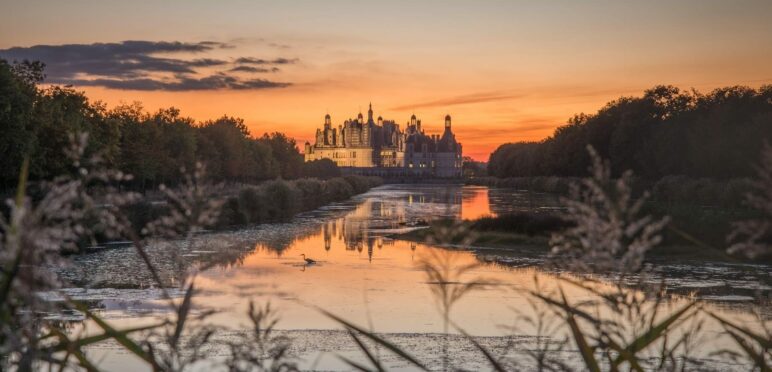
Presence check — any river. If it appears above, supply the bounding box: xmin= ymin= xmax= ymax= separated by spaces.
xmin=55 ymin=184 xmax=770 ymax=371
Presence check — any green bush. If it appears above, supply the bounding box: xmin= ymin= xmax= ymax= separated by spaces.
xmin=294 ymin=178 xmax=326 ymax=208
xmin=323 ymin=177 xmax=355 ymax=202
xmin=470 ymin=212 xmax=574 ymax=235
xmin=301 ymin=159 xmax=341 ymax=179
xmin=651 ymin=176 xmax=751 ymax=207
xmin=227 ymin=176 xmax=380 ymax=225
xmin=217 ymin=196 xmax=248 ymax=227
xmin=342 ymin=175 xmax=370 ymax=194
xmin=260 ymin=179 xmax=302 ymax=221
xmin=238 ymin=186 xmax=268 ymax=223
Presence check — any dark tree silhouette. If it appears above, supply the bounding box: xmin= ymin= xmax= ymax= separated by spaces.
xmin=301 ymin=158 xmax=341 ymax=179
xmin=0 ymin=59 xmax=306 ymax=190
xmin=488 ymin=85 xmax=772 ymax=179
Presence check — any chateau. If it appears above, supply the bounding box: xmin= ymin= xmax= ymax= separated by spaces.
xmin=304 ymin=104 xmax=463 ymax=177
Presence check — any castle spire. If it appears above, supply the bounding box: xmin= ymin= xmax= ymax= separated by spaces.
xmin=367 ymin=102 xmax=373 ymax=122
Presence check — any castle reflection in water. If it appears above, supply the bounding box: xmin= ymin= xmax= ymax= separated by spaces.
xmin=61 ymin=186 xmax=559 ymax=294
xmin=310 ymin=185 xmax=563 ymax=261
xmin=315 ymin=186 xmax=526 ymax=262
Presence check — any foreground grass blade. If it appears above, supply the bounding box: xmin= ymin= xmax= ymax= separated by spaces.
xmin=44 ymin=322 xmax=164 ymax=354
xmin=611 ymin=302 xmax=696 ymax=367
xmin=72 ymin=302 xmax=160 ymax=368
xmin=69 ymin=348 xmax=100 ymax=372
xmin=726 ymin=330 xmax=771 ymax=371
xmin=559 ymin=289 xmax=601 ymax=372
xmin=529 ymin=290 xmax=601 ymax=326
xmin=708 ymin=311 xmax=772 ymax=349
xmin=458 ymin=329 xmax=507 ymax=372
xmin=337 ymin=355 xmax=376 ymax=372
xmin=320 ymin=308 xmax=429 ymax=371
xmin=604 ymin=338 xmax=645 ymax=372
xmin=46 ymin=327 xmax=101 ymax=372
xmin=346 ymin=329 xmax=385 ymax=372
xmin=172 ymin=281 xmax=195 ymax=348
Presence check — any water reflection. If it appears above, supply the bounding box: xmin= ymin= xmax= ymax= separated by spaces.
xmin=62 ymin=184 xmax=768 ymax=306
xmin=58 ymin=184 xmax=769 ymax=371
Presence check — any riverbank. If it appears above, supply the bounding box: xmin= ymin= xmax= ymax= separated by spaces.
xmin=466 ymin=175 xmax=750 ymax=208
xmin=390 ymin=210 xmax=762 ymax=263
xmin=393 ymin=225 xmax=738 ymax=262
xmin=217 ymin=175 xmax=383 ymax=227
xmin=93 ymin=175 xmax=383 ymax=254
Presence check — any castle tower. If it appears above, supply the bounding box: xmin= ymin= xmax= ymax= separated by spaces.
xmin=362 ymin=111 xmax=371 ymax=145
xmin=325 ymin=113 xmax=331 ymax=128
xmin=368 ymin=102 xmax=374 ymax=123
xmin=445 ymin=114 xmax=451 ymax=130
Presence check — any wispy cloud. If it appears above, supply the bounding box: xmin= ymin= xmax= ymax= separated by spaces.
xmin=63 ymin=75 xmax=289 ymax=91
xmin=391 ymin=91 xmax=525 ymax=111
xmin=234 ymin=57 xmax=298 ymax=65
xmin=229 ymin=65 xmax=281 ymax=73
xmin=0 ymin=40 xmax=295 ymax=91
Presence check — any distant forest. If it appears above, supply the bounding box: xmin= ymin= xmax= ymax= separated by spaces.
xmin=0 ymin=59 xmax=338 ymax=190
xmin=488 ymin=85 xmax=772 ymax=179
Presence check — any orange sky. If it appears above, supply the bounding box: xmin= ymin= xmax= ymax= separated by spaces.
xmin=2 ymin=1 xmax=771 ymax=160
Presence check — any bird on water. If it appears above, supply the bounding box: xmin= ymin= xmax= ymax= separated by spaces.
xmin=300 ymin=254 xmax=317 ymax=264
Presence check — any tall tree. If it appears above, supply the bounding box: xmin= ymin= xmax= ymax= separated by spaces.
xmin=259 ymin=132 xmax=303 ymax=179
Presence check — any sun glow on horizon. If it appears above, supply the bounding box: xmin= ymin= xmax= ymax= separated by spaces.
xmin=4 ymin=0 xmax=771 ymax=161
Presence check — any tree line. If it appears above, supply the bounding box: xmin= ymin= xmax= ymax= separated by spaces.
xmin=488 ymin=85 xmax=772 ymax=179
xmin=0 ymin=59 xmax=340 ymax=190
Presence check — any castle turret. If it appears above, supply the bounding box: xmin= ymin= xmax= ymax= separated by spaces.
xmin=368 ymin=102 xmax=374 ymax=123
xmin=445 ymin=114 xmax=451 ymax=130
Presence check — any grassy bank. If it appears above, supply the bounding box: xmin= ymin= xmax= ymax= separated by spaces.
xmin=394 ymin=207 xmax=762 ymax=262
xmin=124 ymin=175 xmax=383 ymax=236
xmin=467 ymin=175 xmax=751 ymax=208
xmin=221 ymin=175 xmax=383 ymax=226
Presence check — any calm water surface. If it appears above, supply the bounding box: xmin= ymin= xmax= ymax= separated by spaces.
xmin=59 ymin=185 xmax=770 ymax=371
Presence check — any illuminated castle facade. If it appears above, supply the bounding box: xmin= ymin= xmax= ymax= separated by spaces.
xmin=304 ymin=103 xmax=462 ymax=177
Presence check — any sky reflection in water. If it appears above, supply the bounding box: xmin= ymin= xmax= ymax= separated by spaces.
xmin=67 ymin=185 xmax=768 ymax=371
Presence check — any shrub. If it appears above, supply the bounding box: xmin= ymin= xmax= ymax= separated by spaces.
xmin=470 ymin=212 xmax=574 ymax=236
xmin=238 ymin=186 xmax=267 ymax=223
xmin=294 ymin=178 xmax=325 ymax=208
xmin=301 ymin=158 xmax=341 ymax=179
xmin=652 ymin=175 xmax=751 ymax=207
xmin=217 ymin=196 xmax=247 ymax=227
xmin=221 ymin=176 xmax=380 ymax=226
xmin=260 ymin=179 xmax=302 ymax=221
xmin=122 ymin=200 xmax=168 ymax=236
xmin=342 ymin=175 xmax=371 ymax=194
xmin=323 ymin=177 xmax=355 ymax=202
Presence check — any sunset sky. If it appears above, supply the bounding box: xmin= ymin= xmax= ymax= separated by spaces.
xmin=2 ymin=0 xmax=771 ymax=160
